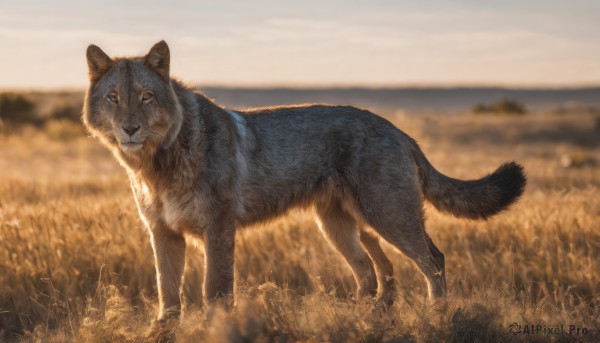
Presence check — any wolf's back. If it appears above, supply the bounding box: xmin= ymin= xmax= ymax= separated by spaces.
xmin=409 ymin=140 xmax=526 ymax=219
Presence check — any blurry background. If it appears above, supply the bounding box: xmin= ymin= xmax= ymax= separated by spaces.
xmin=1 ymin=0 xmax=600 ymax=88
xmin=1 ymin=0 xmax=599 ymax=118
xmin=0 ymin=1 xmax=599 ymax=342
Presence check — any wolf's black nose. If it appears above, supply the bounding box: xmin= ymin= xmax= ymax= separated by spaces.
xmin=122 ymin=124 xmax=140 ymax=136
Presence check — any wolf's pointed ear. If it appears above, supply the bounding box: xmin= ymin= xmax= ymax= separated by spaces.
xmin=144 ymin=40 xmax=170 ymax=80
xmin=86 ymin=45 xmax=113 ymax=81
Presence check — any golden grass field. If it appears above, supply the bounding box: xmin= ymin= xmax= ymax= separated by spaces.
xmin=0 ymin=107 xmax=598 ymax=342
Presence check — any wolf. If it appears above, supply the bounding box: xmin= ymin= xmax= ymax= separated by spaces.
xmin=83 ymin=41 xmax=526 ymax=322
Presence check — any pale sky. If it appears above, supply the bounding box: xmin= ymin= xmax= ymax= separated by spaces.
xmin=1 ymin=0 xmax=599 ymax=89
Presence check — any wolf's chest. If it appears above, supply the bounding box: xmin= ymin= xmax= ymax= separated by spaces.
xmin=132 ymin=181 xmax=210 ymax=234
xmin=160 ymin=191 xmax=210 ymax=233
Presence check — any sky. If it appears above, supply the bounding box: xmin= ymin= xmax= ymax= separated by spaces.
xmin=0 ymin=0 xmax=599 ymax=89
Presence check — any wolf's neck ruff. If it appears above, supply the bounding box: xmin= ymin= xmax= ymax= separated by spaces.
xmin=160 ymin=87 xmax=184 ymax=151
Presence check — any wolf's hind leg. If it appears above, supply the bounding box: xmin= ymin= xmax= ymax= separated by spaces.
xmin=371 ymin=217 xmax=447 ymax=300
xmin=316 ymin=201 xmax=378 ymax=298
xmin=360 ymin=181 xmax=447 ymax=299
xmin=359 ymin=230 xmax=396 ymax=306
xmin=424 ymin=232 xmax=446 ymax=296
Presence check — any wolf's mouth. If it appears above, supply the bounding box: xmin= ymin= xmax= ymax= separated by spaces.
xmin=120 ymin=141 xmax=143 ymax=151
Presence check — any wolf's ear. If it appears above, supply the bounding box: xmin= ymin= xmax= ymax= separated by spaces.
xmin=86 ymin=45 xmax=113 ymax=81
xmin=144 ymin=40 xmax=170 ymax=80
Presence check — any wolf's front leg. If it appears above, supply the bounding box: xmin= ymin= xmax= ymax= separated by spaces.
xmin=203 ymin=222 xmax=235 ymax=306
xmin=149 ymin=223 xmax=186 ymax=321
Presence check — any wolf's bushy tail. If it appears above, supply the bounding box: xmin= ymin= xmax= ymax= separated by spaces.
xmin=410 ymin=140 xmax=526 ymax=220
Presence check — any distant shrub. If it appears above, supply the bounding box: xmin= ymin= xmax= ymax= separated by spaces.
xmin=0 ymin=93 xmax=40 ymax=125
xmin=473 ymin=98 xmax=527 ymax=116
xmin=50 ymin=103 xmax=83 ymax=123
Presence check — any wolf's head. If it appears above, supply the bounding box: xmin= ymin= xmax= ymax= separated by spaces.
xmin=83 ymin=41 xmax=183 ymax=160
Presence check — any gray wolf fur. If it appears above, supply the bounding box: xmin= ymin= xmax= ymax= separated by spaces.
xmin=83 ymin=41 xmax=526 ymax=322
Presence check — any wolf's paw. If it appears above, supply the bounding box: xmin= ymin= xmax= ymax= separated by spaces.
xmin=373 ymin=291 xmax=395 ymax=312
xmin=146 ymin=317 xmax=179 ymax=343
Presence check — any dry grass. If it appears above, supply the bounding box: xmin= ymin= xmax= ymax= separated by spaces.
xmin=0 ymin=110 xmax=598 ymax=342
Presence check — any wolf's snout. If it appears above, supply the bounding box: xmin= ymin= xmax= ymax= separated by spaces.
xmin=121 ymin=117 xmax=141 ymax=137
xmin=122 ymin=124 xmax=140 ymax=136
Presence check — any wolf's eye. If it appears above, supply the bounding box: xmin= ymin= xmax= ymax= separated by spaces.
xmin=107 ymin=94 xmax=118 ymax=103
xmin=142 ymin=92 xmax=153 ymax=102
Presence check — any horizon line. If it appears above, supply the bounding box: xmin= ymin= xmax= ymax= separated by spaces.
xmin=1 ymin=82 xmax=600 ymax=93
